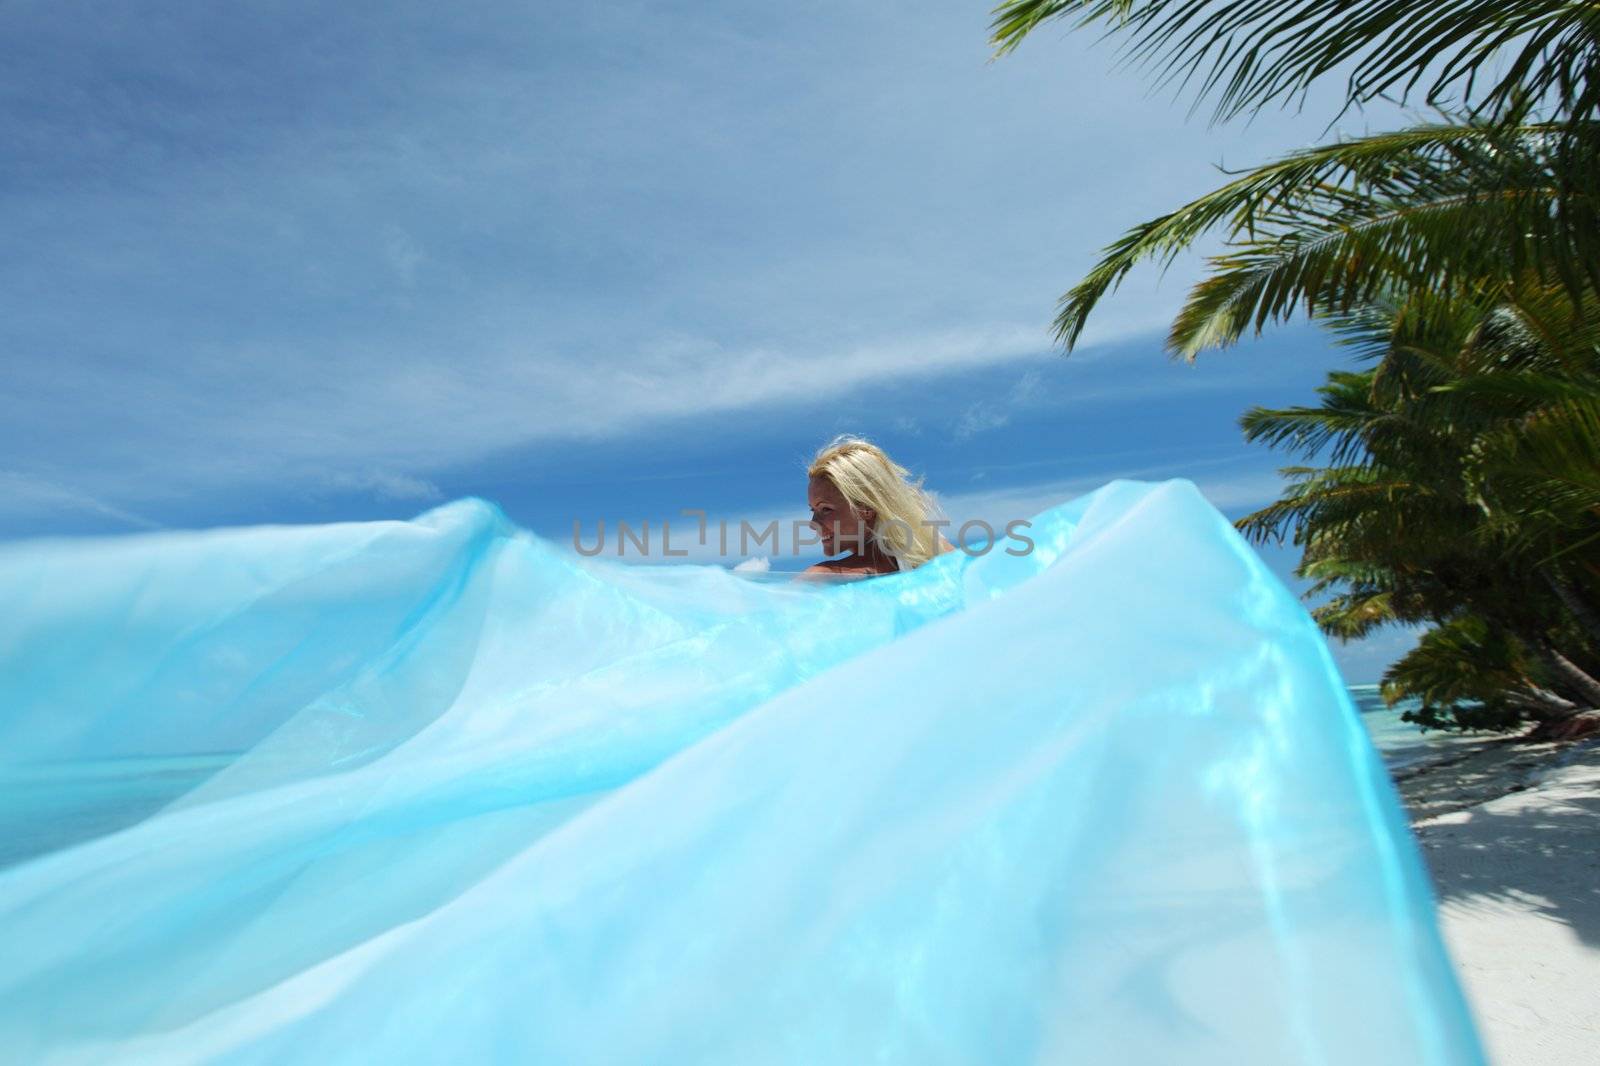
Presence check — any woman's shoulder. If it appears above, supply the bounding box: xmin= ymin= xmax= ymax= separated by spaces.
xmin=800 ymin=559 xmax=864 ymax=576
xmin=798 ymin=558 xmax=894 ymax=581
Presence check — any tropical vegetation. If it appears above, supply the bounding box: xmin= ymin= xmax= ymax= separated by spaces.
xmin=989 ymin=1 xmax=1600 ymax=732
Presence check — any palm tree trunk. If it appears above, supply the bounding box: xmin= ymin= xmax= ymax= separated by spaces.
xmin=1535 ymin=640 xmax=1600 ymax=709
xmin=1507 ymin=685 xmax=1580 ymax=718
xmin=1541 ymin=568 xmax=1600 ymax=645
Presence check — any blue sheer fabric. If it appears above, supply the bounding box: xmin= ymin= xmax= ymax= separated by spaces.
xmin=0 ymin=480 xmax=1482 ymax=1063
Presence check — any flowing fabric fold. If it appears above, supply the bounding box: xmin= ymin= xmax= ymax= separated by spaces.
xmin=0 ymin=480 xmax=1482 ymax=1063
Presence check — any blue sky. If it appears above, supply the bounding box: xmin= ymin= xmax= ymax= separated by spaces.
xmin=0 ymin=1 xmax=1421 ymax=680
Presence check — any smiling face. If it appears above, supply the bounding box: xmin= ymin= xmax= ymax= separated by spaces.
xmin=808 ymin=474 xmax=874 ymax=557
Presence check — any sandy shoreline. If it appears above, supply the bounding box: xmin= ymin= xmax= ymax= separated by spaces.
xmin=1396 ymin=737 xmax=1600 ymax=1065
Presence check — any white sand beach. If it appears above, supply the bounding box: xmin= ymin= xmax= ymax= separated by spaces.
xmin=1401 ymin=739 xmax=1600 ymax=1065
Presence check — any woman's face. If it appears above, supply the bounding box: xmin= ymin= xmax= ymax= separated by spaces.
xmin=808 ymin=475 xmax=873 ymax=557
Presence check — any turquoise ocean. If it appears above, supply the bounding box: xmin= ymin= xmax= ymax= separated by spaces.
xmin=1348 ymin=682 xmax=1470 ymax=771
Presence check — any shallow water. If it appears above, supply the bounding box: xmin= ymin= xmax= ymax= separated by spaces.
xmin=1350 ymin=683 xmax=1482 ymax=771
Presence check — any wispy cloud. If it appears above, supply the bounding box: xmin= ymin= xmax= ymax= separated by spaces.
xmin=0 ymin=471 xmax=164 ymax=530
xmin=315 ymin=470 xmax=444 ymax=503
xmin=953 ymin=401 xmax=1011 ymax=440
xmin=938 ymin=456 xmax=1284 ymax=526
xmin=0 ymin=2 xmax=1385 ymax=534
xmin=1008 ymin=368 xmax=1044 ymax=404
xmin=2 ymin=319 xmax=1081 ymax=516
xmin=951 ymin=366 xmax=1056 ymax=440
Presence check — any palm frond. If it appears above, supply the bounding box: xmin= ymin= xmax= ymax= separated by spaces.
xmin=1379 ymin=614 xmax=1539 ymax=730
xmin=1312 ymin=590 xmax=1398 ymax=640
xmin=1053 ymin=119 xmax=1599 ymax=352
xmin=1238 ymin=371 xmax=1379 ymax=463
xmin=989 ymin=1 xmax=1600 ymax=125
xmin=1165 ymin=189 xmax=1580 ymax=356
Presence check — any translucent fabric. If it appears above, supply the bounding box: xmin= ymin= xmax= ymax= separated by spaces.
xmin=0 ymin=480 xmax=1483 ymax=1064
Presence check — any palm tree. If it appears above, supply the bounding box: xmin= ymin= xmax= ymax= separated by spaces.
xmin=986 ymin=1 xmax=1600 ymax=355
xmin=988 ymin=1 xmax=1600 ymax=732
xmin=1380 ymin=617 xmax=1572 ymax=733
xmin=985 ymin=0 xmax=1600 ymax=729
xmin=1237 ymin=288 xmax=1600 ymax=730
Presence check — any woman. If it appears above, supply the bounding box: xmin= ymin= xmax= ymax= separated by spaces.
xmin=803 ymin=435 xmax=954 ymax=578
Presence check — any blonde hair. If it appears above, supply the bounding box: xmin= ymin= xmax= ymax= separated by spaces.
xmin=807 ymin=435 xmax=946 ymax=569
